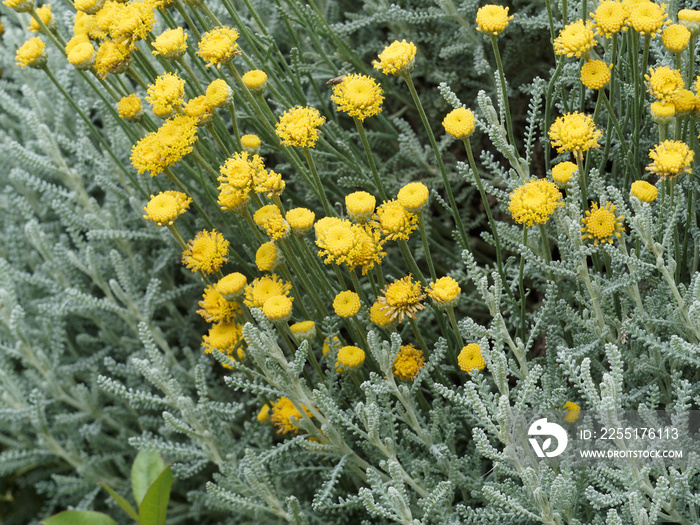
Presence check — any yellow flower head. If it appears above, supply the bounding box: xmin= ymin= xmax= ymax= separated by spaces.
xmin=591 ymin=1 xmax=628 ymax=37
xmin=205 ymin=78 xmax=232 ymax=108
xmin=73 ymin=11 xmax=103 ymax=39
xmin=152 ymin=27 xmax=188 ymax=60
xmin=270 ymin=396 xmax=312 ymax=434
xmin=202 ymin=321 xmax=243 ymax=359
xmin=130 ymin=115 xmax=198 ymax=176
xmin=370 ymin=300 xmax=396 ymax=329
xmin=373 ymin=199 xmax=418 ymax=241
xmin=508 ymin=179 xmax=564 ymax=227
xmin=242 ymin=69 xmax=268 ymax=92
xmin=256 ymin=169 xmax=285 ymax=198
xmin=442 ymin=107 xmax=475 ymax=139
xmin=197 ymin=285 xmax=241 ymax=323
xmin=217 ymin=185 xmax=250 ymax=213
xmin=551 ymin=161 xmax=578 ymax=185
xmin=3 ymin=0 xmax=33 ymax=12
xmin=290 ymin=320 xmax=316 ymax=342
xmin=662 ymin=24 xmax=691 ymax=53
xmin=650 ymin=100 xmax=675 ymax=123
xmin=316 ymin=220 xmax=354 ymax=263
xmin=331 ymin=74 xmax=384 ymax=121
xmin=182 ymin=96 xmax=214 ymax=127
xmin=554 ymin=20 xmax=596 ymax=58
xmin=262 ymin=295 xmax=293 ymax=322
xmin=241 ymin=134 xmax=261 ymax=153
xmin=94 ymin=39 xmax=131 ymax=78
xmin=108 ymin=2 xmax=156 ymax=44
xmin=16 ymin=37 xmax=46 ymax=69
xmin=581 ymin=202 xmax=625 ymax=246
xmin=147 ymin=72 xmax=186 ymax=119
xmin=428 ymin=276 xmax=461 ymax=308
xmin=67 ymin=41 xmax=96 ymax=70
xmin=475 ymin=4 xmax=514 ymax=36
xmin=679 ymin=9 xmax=700 ymax=34
xmin=244 ymin=274 xmax=291 ymax=308
xmin=182 ymin=230 xmax=230 ymax=274
xmin=672 ymin=89 xmax=697 ymax=114
xmin=197 ymin=26 xmax=240 ymax=68
xmin=216 ymin=272 xmax=247 ymax=299
xmin=28 ymin=4 xmax=53 ymax=32
xmin=458 ymin=343 xmax=485 ymax=373
xmin=397 ymin=182 xmax=429 ymax=213
xmin=646 ymin=140 xmax=694 ymax=179
xmin=563 ymin=401 xmax=581 ymax=423
xmin=345 ymin=191 xmax=376 ymax=222
xmin=630 ymin=180 xmax=658 ymax=202
xmin=548 ymin=112 xmax=602 ymax=155
xmin=256 ymin=242 xmax=280 ymax=272
xmin=580 ymin=60 xmax=612 ymax=90
xmin=143 ymin=190 xmax=191 ymax=226
xmin=348 ymin=223 xmax=385 ymax=274
xmin=276 ymin=106 xmax=325 ymax=148
xmin=253 ymin=205 xmax=290 ymax=240
xmin=393 ymin=344 xmax=425 ymax=380
xmin=336 ymin=345 xmax=365 ymax=372
xmin=645 ymin=66 xmax=684 ymax=102
xmin=74 ymin=0 xmax=104 ymax=14
xmin=333 ymin=291 xmax=361 ymax=318
xmin=377 ymin=275 xmax=426 ymax=324
xmin=373 ymin=40 xmax=417 ymax=76
xmin=628 ymin=1 xmax=668 ymax=36
xmin=218 ymin=151 xmax=267 ymax=192
xmin=257 ymin=404 xmax=270 ymax=423
xmin=286 ymin=208 xmax=315 ymax=234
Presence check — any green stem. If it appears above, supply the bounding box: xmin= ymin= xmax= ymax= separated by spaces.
xmin=303 ymin=147 xmax=334 ymax=216
xmin=417 ymin=212 xmax=437 ymax=282
xmin=490 ymin=35 xmax=518 ymax=155
xmin=354 ymin=118 xmax=388 ymax=200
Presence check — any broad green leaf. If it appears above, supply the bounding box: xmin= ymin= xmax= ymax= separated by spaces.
xmin=99 ymin=483 xmax=139 ymax=522
xmin=41 ymin=510 xmax=118 ymax=525
xmin=138 ymin=466 xmax=173 ymax=525
xmin=131 ymin=449 xmax=166 ymax=506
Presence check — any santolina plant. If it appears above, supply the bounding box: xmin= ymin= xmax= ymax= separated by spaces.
xmin=2 ymin=0 xmax=700 ymax=523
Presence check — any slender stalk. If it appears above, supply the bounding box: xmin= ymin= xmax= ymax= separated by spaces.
xmin=445 ymin=306 xmax=464 ymax=348
xmin=417 ymin=212 xmax=437 ymax=281
xmin=354 ymin=118 xmax=388 ymax=200
xmin=490 ymin=35 xmax=519 ymax=154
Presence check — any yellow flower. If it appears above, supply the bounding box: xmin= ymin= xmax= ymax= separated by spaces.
xmin=241 ymin=134 xmax=261 ymax=153
xmin=73 ymin=11 xmax=103 ymax=39
xmin=74 ymin=0 xmax=104 ymax=15
xmin=548 ymin=112 xmax=602 ymax=155
xmin=551 ymin=161 xmax=578 ymax=185
xmin=257 ymin=404 xmax=270 ymax=423
xmin=218 ymin=151 xmax=267 ymax=192
xmin=256 ymin=242 xmax=280 ymax=272
xmin=580 ymin=60 xmax=612 ymax=90
xmin=628 ymin=1 xmax=668 ymax=36
xmin=333 ymin=291 xmax=361 ymax=318
xmin=345 ymin=191 xmax=376 ymax=222
xmin=108 ymin=2 xmax=156 ymax=45
xmin=392 ymin=344 xmax=425 ymax=380
xmin=270 ymin=396 xmax=312 ymax=434
xmin=630 ymin=180 xmax=658 ymax=202
xmin=650 ymin=100 xmax=675 ymax=124
xmin=458 ymin=343 xmax=485 ymax=373
xmin=262 ymin=295 xmax=293 ymax=322
xmin=242 ymin=69 xmax=268 ymax=92
xmin=645 ymin=66 xmax=684 ymax=102
xmin=244 ymin=274 xmax=292 ymax=308
xmin=290 ymin=320 xmax=316 ymax=342
xmin=554 ymin=20 xmax=596 ymax=58
xmin=182 ymin=230 xmax=230 ymax=274
xmin=336 ymin=345 xmax=365 ymax=372
xmin=16 ymin=37 xmax=46 ymax=69
xmin=257 ymin=169 xmax=285 ymax=198
xmin=563 ymin=401 xmax=581 ymax=423
xmin=147 ymin=72 xmax=185 ymax=119
xmin=130 ymin=115 xmax=198 ymax=176
xmin=373 ymin=200 xmax=418 ymax=241
xmin=67 ymin=41 xmax=96 ymax=71
xmin=217 ymin=185 xmax=250 ymax=213
xmin=377 ymin=275 xmax=426 ymax=324
xmin=679 ymin=9 xmax=700 ymax=34
xmin=197 ymin=26 xmax=240 ymax=68
xmin=508 ymin=179 xmax=563 ymax=227
xmin=94 ymin=39 xmax=131 ymax=78
xmin=216 ymin=272 xmax=247 ymax=299
xmin=475 ymin=4 xmax=514 ymax=36
xmin=183 ymin=96 xmax=214 ymax=126
xmin=397 ymin=182 xmax=429 ymax=213
xmin=286 ymin=208 xmax=315 ymax=234
xmin=253 ymin=205 xmax=290 ymax=240
xmin=373 ymin=40 xmax=417 ymax=76
xmin=428 ymin=276 xmax=461 ymax=308
xmin=331 ymin=74 xmax=384 ymax=121
xmin=197 ymin=285 xmax=241 ymax=323
xmin=646 ymin=140 xmax=694 ymax=179
xmin=316 ymin=220 xmax=354 ymax=264
xmin=442 ymin=107 xmax=475 ymax=139
xmin=202 ymin=321 xmax=244 ymax=359
xmin=152 ymin=27 xmax=188 ymax=60
xmin=591 ymin=1 xmax=628 ymax=37
xmin=581 ymin=202 xmax=625 ymax=246
xmin=142 ymin=190 xmax=191 ymax=226
xmin=370 ymin=300 xmax=396 ymax=329
xmin=347 ymin=224 xmax=385 ymax=275
xmin=672 ymin=89 xmax=697 ymax=114
xmin=276 ymin=106 xmax=325 ymax=148
xmin=662 ymin=24 xmax=690 ymax=53
xmin=205 ymin=78 xmax=232 ymax=108
xmin=28 ymin=4 xmax=52 ymax=32
xmin=3 ymin=0 xmax=33 ymax=12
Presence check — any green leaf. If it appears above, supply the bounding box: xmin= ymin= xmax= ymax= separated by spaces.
xmin=131 ymin=449 xmax=166 ymax=506
xmin=98 ymin=483 xmax=139 ymax=522
xmin=138 ymin=466 xmax=173 ymax=525
xmin=41 ymin=510 xmax=118 ymax=525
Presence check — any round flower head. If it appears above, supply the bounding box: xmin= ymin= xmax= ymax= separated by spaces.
xmin=397 ymin=182 xmax=429 ymax=213
xmin=67 ymin=41 xmax=96 ymax=70
xmin=475 ymin=5 xmax=514 ymax=36
xmin=218 ymin=151 xmax=266 ymax=192
xmin=270 ymin=396 xmax=312 ymax=434
xmin=94 ymin=39 xmax=131 ymax=78
xmin=197 ymin=285 xmax=241 ymax=323
xmin=458 ymin=343 xmax=485 ymax=373
xmin=242 ymin=69 xmax=268 ymax=93
xmin=286 ymin=207 xmax=315 ymax=234
xmin=217 ymin=185 xmax=250 ymax=213
xmin=650 ymin=100 xmax=675 ymax=124
xmin=253 ymin=205 xmax=290 ymax=240
xmin=580 ymin=60 xmax=612 ymax=90
xmin=216 ymin=272 xmax=247 ymax=299
xmin=628 ymin=1 xmax=668 ymax=36
xmin=262 ymin=294 xmax=293 ymax=322
xmin=672 ymin=89 xmax=697 ymax=114
xmin=442 ymin=107 xmax=475 ymax=139
xmin=276 ymin=106 xmax=325 ymax=148
xmin=333 ymin=291 xmax=361 ymax=318
xmin=679 ymin=9 xmax=700 ymax=34
xmin=373 ymin=40 xmax=417 ymax=76
xmin=28 ymin=4 xmax=53 ymax=32
xmin=662 ymin=24 xmax=690 ymax=53
xmin=16 ymin=37 xmax=46 ymax=69
xmin=377 ymin=275 xmax=426 ymax=324
xmin=152 ymin=27 xmax=188 ymax=60
xmin=315 ymin=221 xmax=354 ymax=264
xmin=646 ymin=140 xmax=694 ymax=179
xmin=74 ymin=0 xmax=104 ymax=14
xmin=369 ymin=300 xmax=396 ymax=329
xmin=345 ymin=191 xmax=376 ymax=222
xmin=563 ymin=401 xmax=581 ymax=423
xmin=428 ymin=276 xmax=461 ymax=308
xmin=331 ymin=74 xmax=384 ymax=121
xmin=184 ymin=96 xmax=214 ymax=125
xmin=392 ymin=344 xmax=425 ymax=380
xmin=554 ymin=20 xmax=596 ymax=58
xmin=197 ymin=26 xmax=240 ymax=68
xmin=645 ymin=66 xmax=684 ymax=102
xmin=205 ymin=78 xmax=232 ymax=108
xmin=336 ymin=345 xmax=365 ymax=372
xmin=202 ymin=321 xmax=243 ymax=358
xmin=256 ymin=241 xmax=280 ymax=272
xmin=290 ymin=320 xmax=316 ymax=342
xmin=143 ymin=190 xmax=191 ymax=226
xmin=241 ymin=134 xmax=261 ymax=154
xmin=631 ymin=180 xmax=658 ymax=202
xmin=548 ymin=112 xmax=602 ymax=155
xmin=130 ymin=115 xmax=198 ymax=176
xmin=581 ymin=201 xmax=625 ymax=246
xmin=509 ymin=179 xmax=564 ymax=227
xmin=591 ymin=1 xmax=628 ymax=37
xmin=182 ymin=230 xmax=230 ymax=274
xmin=551 ymin=161 xmax=578 ymax=185
xmin=244 ymin=274 xmax=291 ymax=308
xmin=146 ymin=72 xmax=185 ymax=118
xmin=3 ymin=0 xmax=33 ymax=12
xmin=374 ymin=200 xmax=418 ymax=241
